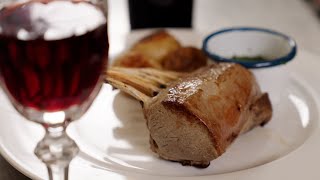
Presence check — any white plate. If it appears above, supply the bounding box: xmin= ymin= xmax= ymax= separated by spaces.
xmin=1 ymin=29 xmax=320 ymax=180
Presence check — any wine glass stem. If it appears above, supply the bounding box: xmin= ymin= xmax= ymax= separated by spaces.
xmin=47 ymin=164 xmax=69 ymax=180
xmin=34 ymin=125 xmax=79 ymax=180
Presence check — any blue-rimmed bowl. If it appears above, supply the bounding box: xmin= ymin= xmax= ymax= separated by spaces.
xmin=202 ymin=27 xmax=297 ymax=105
xmin=202 ymin=27 xmax=296 ymax=68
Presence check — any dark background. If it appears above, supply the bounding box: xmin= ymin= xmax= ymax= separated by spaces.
xmin=128 ymin=0 xmax=193 ymax=29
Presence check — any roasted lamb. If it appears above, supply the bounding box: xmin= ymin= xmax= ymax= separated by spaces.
xmin=106 ymin=63 xmax=272 ymax=168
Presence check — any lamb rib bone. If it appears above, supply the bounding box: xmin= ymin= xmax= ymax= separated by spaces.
xmin=106 ymin=67 xmax=185 ymax=101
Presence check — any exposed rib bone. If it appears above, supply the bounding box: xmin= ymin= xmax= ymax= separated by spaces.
xmin=105 ymin=67 xmax=184 ymax=102
xmin=106 ymin=77 xmax=150 ymax=103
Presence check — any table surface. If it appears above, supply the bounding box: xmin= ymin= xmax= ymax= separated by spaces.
xmin=1 ymin=0 xmax=320 ymax=179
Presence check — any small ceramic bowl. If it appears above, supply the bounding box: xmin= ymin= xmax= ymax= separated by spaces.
xmin=202 ymin=27 xmax=297 ymax=105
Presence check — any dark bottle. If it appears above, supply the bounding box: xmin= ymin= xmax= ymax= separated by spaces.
xmin=128 ymin=0 xmax=193 ymax=29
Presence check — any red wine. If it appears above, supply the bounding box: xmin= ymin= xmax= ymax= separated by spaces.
xmin=0 ymin=0 xmax=109 ymax=112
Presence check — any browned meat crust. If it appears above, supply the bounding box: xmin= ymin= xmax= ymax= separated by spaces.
xmin=112 ymin=30 xmax=207 ymax=72
xmin=112 ymin=30 xmax=181 ymax=68
xmin=161 ymin=46 xmax=208 ymax=72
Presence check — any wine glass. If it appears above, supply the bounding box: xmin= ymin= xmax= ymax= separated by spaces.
xmin=0 ymin=0 xmax=108 ymax=179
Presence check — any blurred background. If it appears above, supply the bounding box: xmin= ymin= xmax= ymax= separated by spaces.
xmin=108 ymin=0 xmax=320 ymax=59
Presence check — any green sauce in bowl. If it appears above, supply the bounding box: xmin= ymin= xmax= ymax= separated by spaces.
xmin=232 ymin=56 xmax=267 ymax=62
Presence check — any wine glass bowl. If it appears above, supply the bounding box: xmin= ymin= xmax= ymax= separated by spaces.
xmin=0 ymin=0 xmax=109 ymax=179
